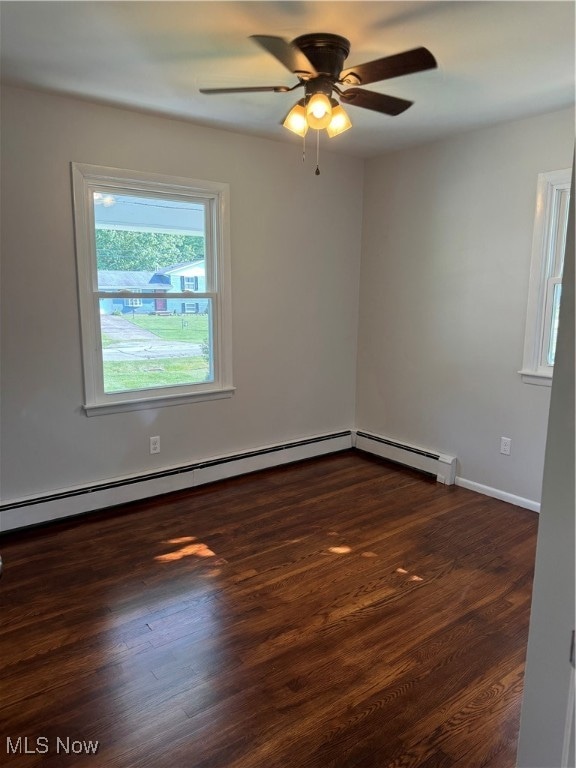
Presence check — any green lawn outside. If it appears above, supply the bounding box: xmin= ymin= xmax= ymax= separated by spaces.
xmin=129 ymin=314 xmax=209 ymax=343
xmin=101 ymin=313 xmax=212 ymax=392
xmin=104 ymin=357 xmax=211 ymax=392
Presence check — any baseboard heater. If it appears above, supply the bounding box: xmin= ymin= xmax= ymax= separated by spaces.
xmin=354 ymin=431 xmax=457 ymax=485
xmin=0 ymin=431 xmax=353 ymax=532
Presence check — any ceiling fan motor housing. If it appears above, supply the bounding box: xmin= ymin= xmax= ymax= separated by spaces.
xmin=292 ymin=33 xmax=351 ymax=81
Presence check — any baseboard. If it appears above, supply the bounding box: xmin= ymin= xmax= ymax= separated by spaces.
xmin=0 ymin=431 xmax=353 ymax=532
xmin=354 ymin=429 xmax=539 ymax=510
xmin=354 ymin=430 xmax=457 ymax=485
xmin=455 ymin=477 xmax=541 ymax=512
xmin=0 ymin=429 xmax=540 ymax=532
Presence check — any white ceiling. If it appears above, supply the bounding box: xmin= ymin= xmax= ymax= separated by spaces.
xmin=1 ymin=1 xmax=574 ymax=158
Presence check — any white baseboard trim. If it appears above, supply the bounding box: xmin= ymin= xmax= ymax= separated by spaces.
xmin=0 ymin=429 xmax=540 ymax=531
xmin=193 ymin=432 xmax=351 ymax=486
xmin=0 ymin=431 xmax=353 ymax=532
xmin=455 ymin=476 xmax=541 ymax=512
xmin=354 ymin=430 xmax=457 ymax=485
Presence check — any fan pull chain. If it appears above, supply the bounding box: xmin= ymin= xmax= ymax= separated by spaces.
xmin=302 ymin=131 xmax=306 ymax=163
xmin=315 ymin=130 xmax=320 ymax=176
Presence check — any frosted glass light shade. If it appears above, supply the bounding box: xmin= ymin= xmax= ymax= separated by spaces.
xmin=326 ymin=105 xmax=352 ymax=137
xmin=283 ymin=103 xmax=308 ymax=137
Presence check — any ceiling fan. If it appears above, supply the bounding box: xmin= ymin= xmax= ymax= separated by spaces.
xmin=200 ymin=33 xmax=437 ymax=137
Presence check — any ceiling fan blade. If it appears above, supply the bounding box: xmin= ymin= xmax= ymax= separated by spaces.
xmin=250 ymin=35 xmax=317 ymax=78
xmin=200 ymin=85 xmax=293 ymax=94
xmin=340 ymin=88 xmax=414 ymax=116
xmin=340 ymin=47 xmax=437 ymax=86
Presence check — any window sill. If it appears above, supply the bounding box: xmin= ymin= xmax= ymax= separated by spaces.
xmin=518 ymin=370 xmax=553 ymax=387
xmin=83 ymin=386 xmax=235 ymax=416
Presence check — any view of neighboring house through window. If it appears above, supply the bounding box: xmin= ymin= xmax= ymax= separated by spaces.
xmin=520 ymin=167 xmax=571 ymax=385
xmin=72 ymin=164 xmax=233 ymax=413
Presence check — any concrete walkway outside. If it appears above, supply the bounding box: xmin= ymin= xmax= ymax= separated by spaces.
xmin=100 ymin=314 xmax=202 ymax=360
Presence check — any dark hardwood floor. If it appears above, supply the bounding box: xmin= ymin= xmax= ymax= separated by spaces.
xmin=0 ymin=450 xmax=538 ymax=768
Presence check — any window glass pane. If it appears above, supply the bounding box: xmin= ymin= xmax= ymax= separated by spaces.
xmin=93 ymin=193 xmax=206 ymax=289
xmin=547 ymin=283 xmax=562 ymax=366
xmin=99 ymin=298 xmax=214 ymax=393
xmin=551 ymin=188 xmax=570 ymax=277
xmin=72 ymin=164 xmax=231 ymax=410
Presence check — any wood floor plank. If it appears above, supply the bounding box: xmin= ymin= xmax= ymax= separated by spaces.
xmin=0 ymin=450 xmax=538 ymax=767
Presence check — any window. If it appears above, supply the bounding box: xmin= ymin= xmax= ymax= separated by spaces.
xmin=72 ymin=164 xmax=233 ymax=414
xmin=520 ymin=168 xmax=571 ymax=386
xmin=182 ymin=276 xmax=199 ymax=291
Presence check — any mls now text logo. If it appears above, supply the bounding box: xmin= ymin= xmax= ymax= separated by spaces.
xmin=6 ymin=736 xmax=99 ymax=755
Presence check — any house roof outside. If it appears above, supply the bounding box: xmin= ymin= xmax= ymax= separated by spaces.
xmin=98 ymin=262 xmax=204 ymax=290
xmin=98 ymin=270 xmax=157 ymax=290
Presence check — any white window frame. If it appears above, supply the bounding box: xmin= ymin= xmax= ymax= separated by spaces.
xmin=519 ymin=168 xmax=571 ymax=386
xmin=71 ymin=163 xmax=234 ymax=415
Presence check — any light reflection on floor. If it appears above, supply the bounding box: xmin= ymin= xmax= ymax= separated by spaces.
xmin=328 ymin=545 xmax=352 ymax=555
xmin=156 ymin=536 xmax=214 ymax=562
xmin=155 ymin=536 xmax=227 ymax=567
xmin=98 ymin=532 xmax=228 ymax=744
xmin=396 ymin=567 xmax=424 ymax=582
xmin=98 ymin=526 xmax=426 ymax=748
xmin=326 ymin=543 xmax=424 ymax=580
xmin=288 ymin=530 xmax=424 ymax=584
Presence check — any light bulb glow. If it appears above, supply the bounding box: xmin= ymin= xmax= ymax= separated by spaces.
xmin=326 ymin=105 xmax=352 ymax=138
xmin=310 ymin=96 xmax=329 ymax=119
xmin=306 ymin=93 xmax=332 ymax=130
xmin=283 ymin=102 xmax=308 ymax=137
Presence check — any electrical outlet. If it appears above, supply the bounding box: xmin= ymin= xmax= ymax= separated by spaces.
xmin=500 ymin=437 xmax=511 ymax=456
xmin=150 ymin=436 xmax=161 ymax=454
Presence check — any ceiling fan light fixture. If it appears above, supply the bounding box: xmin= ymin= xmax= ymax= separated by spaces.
xmin=283 ymin=101 xmax=309 ymax=137
xmin=326 ymin=104 xmax=352 ymax=137
xmin=306 ymin=92 xmax=332 ymax=130
xmin=202 ymin=33 xmax=437 ymax=162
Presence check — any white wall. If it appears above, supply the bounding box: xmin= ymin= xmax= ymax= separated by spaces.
xmin=356 ymin=108 xmax=574 ymax=506
xmin=0 ymin=86 xmax=363 ymax=504
xmin=1 ymin=86 xmax=573 ymax=518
